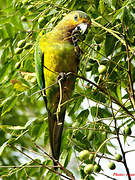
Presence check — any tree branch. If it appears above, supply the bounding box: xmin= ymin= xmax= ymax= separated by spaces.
xmin=110 ymin=101 xmax=131 ymax=180
xmin=8 ymin=144 xmax=72 ymax=180
xmin=34 ymin=143 xmax=75 ymax=180
xmin=122 ymin=22 xmax=135 ymax=110
xmin=68 ymin=72 xmax=135 ymax=120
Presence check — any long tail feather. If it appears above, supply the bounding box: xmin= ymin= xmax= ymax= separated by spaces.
xmin=48 ymin=110 xmax=65 ymax=169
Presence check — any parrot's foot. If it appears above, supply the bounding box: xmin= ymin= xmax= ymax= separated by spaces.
xmin=71 ymin=30 xmax=80 ymax=47
xmin=57 ymin=72 xmax=67 ymax=83
xmin=71 ymin=28 xmax=84 ymax=57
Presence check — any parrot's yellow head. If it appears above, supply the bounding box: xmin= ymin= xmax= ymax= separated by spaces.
xmin=54 ymin=10 xmax=91 ymax=38
xmin=63 ymin=11 xmax=91 ymax=28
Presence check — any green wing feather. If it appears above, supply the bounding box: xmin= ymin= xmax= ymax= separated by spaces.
xmin=34 ymin=35 xmax=44 ymax=90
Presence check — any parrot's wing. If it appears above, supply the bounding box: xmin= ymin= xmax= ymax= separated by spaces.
xmin=34 ymin=36 xmax=44 ymax=90
xmin=34 ymin=35 xmax=47 ymax=107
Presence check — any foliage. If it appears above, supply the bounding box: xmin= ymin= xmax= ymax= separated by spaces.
xmin=0 ymin=0 xmax=135 ymax=179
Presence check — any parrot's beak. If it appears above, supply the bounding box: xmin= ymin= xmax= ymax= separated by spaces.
xmin=76 ymin=23 xmax=88 ymax=34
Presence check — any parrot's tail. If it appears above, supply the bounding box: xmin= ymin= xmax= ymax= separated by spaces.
xmin=48 ymin=110 xmax=65 ymax=169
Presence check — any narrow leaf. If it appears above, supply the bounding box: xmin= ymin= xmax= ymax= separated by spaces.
xmin=0 ymin=141 xmax=8 ymax=155
xmin=1 ymin=96 xmax=18 ymax=116
xmin=116 ymin=84 xmax=122 ymax=102
xmin=99 ymin=0 xmax=104 ymax=14
xmin=105 ymin=33 xmax=117 ymax=56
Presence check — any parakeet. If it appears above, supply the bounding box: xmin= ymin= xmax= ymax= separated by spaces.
xmin=35 ymin=10 xmax=91 ymax=168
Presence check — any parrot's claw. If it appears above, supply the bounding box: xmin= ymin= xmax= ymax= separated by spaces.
xmin=57 ymin=72 xmax=67 ymax=83
xmin=71 ymin=29 xmax=80 ymax=47
xmin=71 ymin=26 xmax=85 ymax=57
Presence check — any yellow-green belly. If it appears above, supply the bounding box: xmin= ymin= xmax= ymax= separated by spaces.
xmin=43 ymin=41 xmax=78 ymax=113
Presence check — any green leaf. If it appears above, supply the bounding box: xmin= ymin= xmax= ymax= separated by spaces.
xmin=0 ymin=95 xmax=12 ymax=107
xmin=73 ymin=130 xmax=92 ymax=150
xmin=31 ymin=121 xmax=46 ymax=141
xmin=60 ymin=148 xmax=72 ymax=168
xmin=0 ymin=141 xmax=8 ymax=155
xmin=1 ymin=47 xmax=9 ymax=63
xmin=64 ymin=148 xmax=72 ymax=168
xmin=99 ymin=0 xmax=104 ymax=14
xmin=91 ymin=107 xmax=111 ymax=118
xmin=0 ymin=62 xmax=11 ymax=82
xmin=68 ymin=96 xmax=84 ymax=117
xmin=116 ymin=84 xmax=122 ymax=102
xmin=5 ymin=23 xmax=15 ymax=39
xmin=112 ymin=0 xmax=117 ymax=9
xmin=77 ymin=109 xmax=89 ymax=124
xmin=112 ymin=8 xmax=123 ymax=23
xmin=1 ymin=96 xmax=18 ymax=116
xmin=122 ymin=6 xmax=135 ymax=26
xmin=0 ymin=125 xmax=25 ymax=130
xmin=0 ymin=27 xmax=9 ymax=39
xmin=105 ymin=33 xmax=117 ymax=56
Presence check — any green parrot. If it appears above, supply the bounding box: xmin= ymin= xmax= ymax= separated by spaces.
xmin=35 ymin=10 xmax=91 ymax=168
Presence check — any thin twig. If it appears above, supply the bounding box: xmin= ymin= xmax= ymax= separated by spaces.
xmin=30 ymin=81 xmax=57 ymax=96
xmin=67 ymin=126 xmax=135 ymax=138
xmin=110 ymin=100 xmax=131 ymax=180
xmin=125 ymin=149 xmax=135 ymax=154
xmin=92 ymin=19 xmax=133 ymax=53
xmin=0 ymin=165 xmax=47 ymax=168
xmin=56 ymin=79 xmax=63 ymax=124
xmin=37 ymin=1 xmax=70 ymax=11
xmin=122 ymin=22 xmax=135 ymax=110
xmin=24 ymin=168 xmax=32 ymax=180
xmin=99 ymin=172 xmax=118 ymax=180
xmin=83 ymin=41 xmax=127 ymax=70
xmin=94 ymin=136 xmax=117 ymax=159
xmin=34 ymin=143 xmax=75 ymax=180
xmin=96 ymin=154 xmax=123 ymax=163
xmin=8 ymin=144 xmax=72 ymax=180
xmin=68 ymin=72 xmax=135 ymax=120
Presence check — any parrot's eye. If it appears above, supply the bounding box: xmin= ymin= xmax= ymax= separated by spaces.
xmin=74 ymin=15 xmax=78 ymax=22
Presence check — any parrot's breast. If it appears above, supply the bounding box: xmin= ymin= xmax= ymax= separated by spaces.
xmin=40 ymin=37 xmax=78 ymax=113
